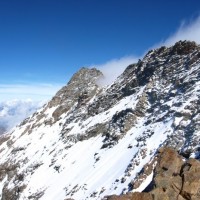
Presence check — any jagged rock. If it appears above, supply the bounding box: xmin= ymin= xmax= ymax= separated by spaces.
xmin=152 ymin=148 xmax=184 ymax=200
xmin=151 ymin=148 xmax=200 ymax=199
xmin=171 ymin=40 xmax=197 ymax=55
xmin=1 ymin=41 xmax=200 ymax=199
xmin=105 ymin=148 xmax=200 ymax=200
xmin=156 ymin=147 xmax=184 ymax=176
xmin=181 ymin=158 xmax=200 ymax=199
xmin=149 ymin=148 xmax=200 ymax=199
xmin=50 ymin=67 xmax=103 ymax=121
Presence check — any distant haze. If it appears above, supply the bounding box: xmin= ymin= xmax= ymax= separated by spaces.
xmin=0 ymin=83 xmax=63 ymax=101
xmin=0 ymin=99 xmax=45 ymax=134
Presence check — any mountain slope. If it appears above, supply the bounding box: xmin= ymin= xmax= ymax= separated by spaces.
xmin=0 ymin=41 xmax=200 ymax=200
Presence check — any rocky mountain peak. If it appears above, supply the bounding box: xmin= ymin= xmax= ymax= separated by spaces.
xmin=67 ymin=67 xmax=102 ymax=85
xmin=144 ymin=40 xmax=199 ymax=60
xmin=53 ymin=67 xmax=103 ymax=101
xmin=170 ymin=40 xmax=198 ymax=55
xmin=0 ymin=41 xmax=200 ymax=200
xmin=47 ymin=67 xmax=103 ymax=121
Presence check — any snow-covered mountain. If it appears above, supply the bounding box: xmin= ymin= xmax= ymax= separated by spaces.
xmin=0 ymin=100 xmax=44 ymax=135
xmin=0 ymin=41 xmax=200 ymax=200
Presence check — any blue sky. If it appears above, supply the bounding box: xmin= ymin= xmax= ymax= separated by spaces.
xmin=0 ymin=0 xmax=200 ymax=100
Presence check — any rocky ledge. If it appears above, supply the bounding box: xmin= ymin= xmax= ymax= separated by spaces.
xmin=105 ymin=147 xmax=200 ymax=200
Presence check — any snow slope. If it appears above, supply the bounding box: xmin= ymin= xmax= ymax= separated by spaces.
xmin=0 ymin=41 xmax=200 ymax=199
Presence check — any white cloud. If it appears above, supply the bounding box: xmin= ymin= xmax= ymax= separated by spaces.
xmin=0 ymin=99 xmax=45 ymax=134
xmin=91 ymin=16 xmax=200 ymax=87
xmin=92 ymin=16 xmax=200 ymax=87
xmin=159 ymin=16 xmax=200 ymax=47
xmin=92 ymin=56 xmax=139 ymax=86
xmin=0 ymin=83 xmax=63 ymax=101
xmin=0 ymin=83 xmax=64 ymax=134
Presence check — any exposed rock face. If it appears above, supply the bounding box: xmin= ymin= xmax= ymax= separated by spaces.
xmin=105 ymin=147 xmax=200 ymax=200
xmin=0 ymin=41 xmax=200 ymax=199
xmin=50 ymin=67 xmax=103 ymax=121
xmin=152 ymin=148 xmax=185 ymax=200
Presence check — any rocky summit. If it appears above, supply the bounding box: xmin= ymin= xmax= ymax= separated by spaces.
xmin=0 ymin=40 xmax=200 ymax=200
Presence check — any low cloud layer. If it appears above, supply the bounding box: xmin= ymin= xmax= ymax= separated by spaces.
xmin=0 ymin=83 xmax=63 ymax=134
xmin=161 ymin=16 xmax=200 ymax=47
xmin=0 ymin=99 xmax=45 ymax=134
xmin=0 ymin=83 xmax=63 ymax=101
xmin=93 ymin=56 xmax=139 ymax=86
xmin=0 ymin=82 xmax=64 ymax=134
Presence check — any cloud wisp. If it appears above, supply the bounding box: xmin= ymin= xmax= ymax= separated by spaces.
xmin=159 ymin=16 xmax=200 ymax=47
xmin=90 ymin=16 xmax=200 ymax=88
xmin=92 ymin=56 xmax=139 ymax=86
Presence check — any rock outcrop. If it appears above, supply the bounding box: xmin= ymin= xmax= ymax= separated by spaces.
xmin=50 ymin=67 xmax=103 ymax=121
xmin=105 ymin=147 xmax=200 ymax=200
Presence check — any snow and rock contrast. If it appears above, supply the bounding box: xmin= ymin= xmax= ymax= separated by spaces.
xmin=105 ymin=147 xmax=200 ymax=200
xmin=0 ymin=41 xmax=200 ymax=199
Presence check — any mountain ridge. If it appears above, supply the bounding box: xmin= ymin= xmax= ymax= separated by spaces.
xmin=0 ymin=40 xmax=200 ymax=199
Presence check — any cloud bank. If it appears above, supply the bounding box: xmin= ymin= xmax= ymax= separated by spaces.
xmin=0 ymin=99 xmax=45 ymax=134
xmin=0 ymin=83 xmax=64 ymax=134
xmin=160 ymin=16 xmax=200 ymax=47
xmin=0 ymin=83 xmax=63 ymax=134
xmin=93 ymin=56 xmax=139 ymax=86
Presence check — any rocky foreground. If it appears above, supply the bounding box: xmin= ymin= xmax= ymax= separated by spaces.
xmin=105 ymin=147 xmax=200 ymax=200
